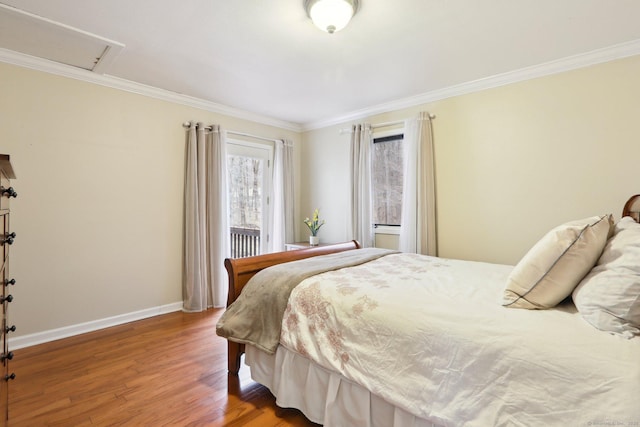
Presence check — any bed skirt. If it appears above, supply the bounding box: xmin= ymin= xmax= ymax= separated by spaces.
xmin=245 ymin=344 xmax=442 ymax=427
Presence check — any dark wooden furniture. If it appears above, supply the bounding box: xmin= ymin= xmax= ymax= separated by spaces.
xmin=0 ymin=155 xmax=16 ymax=427
xmin=622 ymin=194 xmax=640 ymax=222
xmin=223 ymin=240 xmax=360 ymax=374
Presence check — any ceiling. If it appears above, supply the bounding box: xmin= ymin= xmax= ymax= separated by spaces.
xmin=1 ymin=0 xmax=640 ymax=129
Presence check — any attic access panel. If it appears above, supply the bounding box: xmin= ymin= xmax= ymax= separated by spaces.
xmin=0 ymin=3 xmax=124 ymax=73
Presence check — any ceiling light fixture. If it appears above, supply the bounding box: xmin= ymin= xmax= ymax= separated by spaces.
xmin=304 ymin=0 xmax=359 ymax=34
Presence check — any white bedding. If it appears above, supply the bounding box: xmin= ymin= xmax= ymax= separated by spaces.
xmin=278 ymin=253 xmax=640 ymax=426
xmin=246 ymin=343 xmax=439 ymax=427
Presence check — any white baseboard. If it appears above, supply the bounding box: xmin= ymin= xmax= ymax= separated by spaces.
xmin=8 ymin=302 xmax=184 ymax=350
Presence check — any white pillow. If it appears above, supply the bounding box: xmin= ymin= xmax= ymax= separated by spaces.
xmin=503 ymin=215 xmax=612 ymax=309
xmin=573 ymin=216 xmax=640 ymax=338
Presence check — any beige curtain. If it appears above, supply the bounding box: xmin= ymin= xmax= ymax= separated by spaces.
xmin=283 ymin=140 xmax=295 ymax=245
xmin=183 ymin=122 xmax=230 ymax=311
xmin=349 ymin=124 xmax=374 ymax=247
xmin=399 ymin=112 xmax=437 ymax=255
xmin=271 ymin=139 xmax=295 ymax=252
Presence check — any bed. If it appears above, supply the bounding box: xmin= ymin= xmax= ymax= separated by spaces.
xmin=217 ymin=196 xmax=640 ymax=427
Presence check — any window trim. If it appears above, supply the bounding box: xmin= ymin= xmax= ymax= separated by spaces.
xmin=374 ymin=224 xmax=401 ymax=235
xmin=373 ymin=133 xmax=404 ymax=144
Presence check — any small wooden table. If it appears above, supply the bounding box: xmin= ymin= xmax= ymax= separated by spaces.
xmin=285 ymin=242 xmax=334 ymax=251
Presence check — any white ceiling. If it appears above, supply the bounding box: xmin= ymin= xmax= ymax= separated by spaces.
xmin=2 ymin=0 xmax=640 ymax=129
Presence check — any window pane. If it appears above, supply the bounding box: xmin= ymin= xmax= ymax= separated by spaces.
xmin=228 ymin=155 xmax=263 ymax=228
xmin=372 ymin=136 xmax=403 ymax=226
xmin=227 ymin=154 xmax=263 ymax=257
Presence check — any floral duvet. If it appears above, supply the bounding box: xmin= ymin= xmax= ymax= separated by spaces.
xmin=279 ymin=253 xmax=640 ymax=426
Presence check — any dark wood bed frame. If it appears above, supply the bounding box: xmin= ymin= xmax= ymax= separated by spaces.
xmin=223 ymin=240 xmax=361 ymax=374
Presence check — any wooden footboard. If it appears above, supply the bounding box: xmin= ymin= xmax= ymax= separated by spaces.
xmin=223 ymin=240 xmax=361 ymax=374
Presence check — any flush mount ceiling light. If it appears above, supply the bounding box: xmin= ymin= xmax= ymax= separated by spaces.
xmin=304 ymin=0 xmax=359 ymax=34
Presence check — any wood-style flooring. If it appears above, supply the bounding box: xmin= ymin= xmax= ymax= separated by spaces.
xmin=8 ymin=309 xmax=320 ymax=426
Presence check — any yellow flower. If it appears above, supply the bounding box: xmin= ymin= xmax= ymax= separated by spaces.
xmin=303 ymin=208 xmax=325 ymax=236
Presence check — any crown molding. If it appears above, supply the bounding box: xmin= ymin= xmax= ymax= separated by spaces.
xmin=4 ymin=37 xmax=640 ymax=134
xmin=0 ymin=48 xmax=302 ymax=132
xmin=302 ymin=38 xmax=640 ymax=131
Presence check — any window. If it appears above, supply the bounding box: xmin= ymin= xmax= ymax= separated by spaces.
xmin=372 ymin=133 xmax=404 ymax=227
xmin=227 ymin=140 xmax=272 ymax=257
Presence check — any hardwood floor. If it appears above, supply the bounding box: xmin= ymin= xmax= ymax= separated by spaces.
xmin=8 ymin=309 xmax=320 ymax=426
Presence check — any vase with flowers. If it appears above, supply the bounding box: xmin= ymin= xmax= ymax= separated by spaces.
xmin=304 ymin=208 xmax=325 ymax=246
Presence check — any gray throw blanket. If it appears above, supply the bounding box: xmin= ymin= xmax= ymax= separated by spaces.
xmin=216 ymin=247 xmax=395 ymax=354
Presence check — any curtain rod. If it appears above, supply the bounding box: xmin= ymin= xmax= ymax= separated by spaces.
xmin=372 ymin=120 xmax=405 ymax=129
xmin=183 ymin=121 xmax=211 ymax=130
xmin=182 ymin=122 xmax=280 ymax=144
xmin=338 ymin=113 xmax=436 ymax=135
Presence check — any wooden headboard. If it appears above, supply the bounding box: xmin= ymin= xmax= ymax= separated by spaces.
xmin=622 ymin=194 xmax=640 ymax=223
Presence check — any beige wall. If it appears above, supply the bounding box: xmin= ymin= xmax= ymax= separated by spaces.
xmin=0 ymin=62 xmax=301 ymax=339
xmin=3 ymin=53 xmax=639 ymax=340
xmin=302 ymin=55 xmax=640 ymax=265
